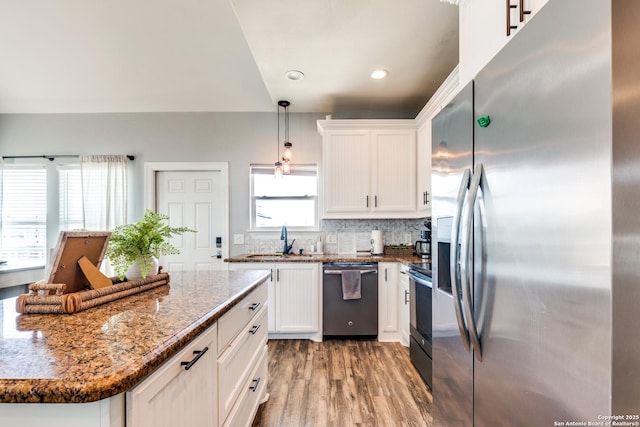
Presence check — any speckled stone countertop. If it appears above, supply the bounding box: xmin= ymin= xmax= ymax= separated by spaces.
xmin=225 ymin=253 xmax=427 ymax=265
xmin=0 ymin=269 xmax=270 ymax=404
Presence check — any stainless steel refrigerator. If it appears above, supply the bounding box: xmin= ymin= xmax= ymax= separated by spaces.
xmin=431 ymin=0 xmax=640 ymax=425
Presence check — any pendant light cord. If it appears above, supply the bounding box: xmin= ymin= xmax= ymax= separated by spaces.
xmin=285 ymin=103 xmax=289 ymax=144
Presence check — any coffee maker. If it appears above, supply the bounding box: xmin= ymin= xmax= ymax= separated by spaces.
xmin=414 ymin=219 xmax=431 ymax=259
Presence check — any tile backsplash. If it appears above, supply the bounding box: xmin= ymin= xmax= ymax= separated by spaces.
xmin=243 ymin=218 xmax=428 ymax=255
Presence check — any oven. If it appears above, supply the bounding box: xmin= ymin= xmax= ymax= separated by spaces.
xmin=408 ymin=263 xmax=433 ymax=388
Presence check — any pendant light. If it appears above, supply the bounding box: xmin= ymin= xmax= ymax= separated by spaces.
xmin=275 ymin=101 xmax=293 ymax=176
xmin=274 ymin=101 xmax=285 ymax=177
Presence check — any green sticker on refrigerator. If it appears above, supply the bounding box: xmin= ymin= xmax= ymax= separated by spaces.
xmin=477 ymin=115 xmax=491 ymax=128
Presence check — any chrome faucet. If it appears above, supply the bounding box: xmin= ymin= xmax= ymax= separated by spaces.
xmin=281 ymin=225 xmax=295 ymax=255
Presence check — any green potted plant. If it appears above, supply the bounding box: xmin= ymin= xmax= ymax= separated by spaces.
xmin=106 ymin=209 xmax=196 ymax=280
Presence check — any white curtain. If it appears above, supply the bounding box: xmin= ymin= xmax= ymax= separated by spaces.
xmin=80 ymin=155 xmax=128 ymax=231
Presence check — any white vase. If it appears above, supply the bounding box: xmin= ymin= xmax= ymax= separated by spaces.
xmin=125 ymin=256 xmax=159 ymax=281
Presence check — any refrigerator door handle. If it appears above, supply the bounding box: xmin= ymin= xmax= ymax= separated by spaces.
xmin=461 ymin=163 xmax=484 ymax=362
xmin=450 ymin=168 xmax=472 ymax=352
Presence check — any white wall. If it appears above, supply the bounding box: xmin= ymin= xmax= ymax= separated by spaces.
xmin=0 ymin=111 xmax=325 ymax=253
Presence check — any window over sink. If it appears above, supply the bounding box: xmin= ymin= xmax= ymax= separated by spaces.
xmin=249 ymin=164 xmax=318 ymax=230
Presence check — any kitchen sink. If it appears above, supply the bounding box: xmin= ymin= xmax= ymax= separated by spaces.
xmin=246 ymin=253 xmax=314 ymax=259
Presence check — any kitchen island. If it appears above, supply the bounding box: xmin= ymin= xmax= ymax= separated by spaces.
xmin=0 ymin=269 xmax=270 ymax=426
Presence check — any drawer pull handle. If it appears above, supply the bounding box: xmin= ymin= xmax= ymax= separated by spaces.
xmin=249 ymin=377 xmax=261 ymax=392
xmin=180 ymin=346 xmax=209 ymax=371
xmin=249 ymin=324 xmax=261 ymax=335
xmin=249 ymin=302 xmax=260 ymax=311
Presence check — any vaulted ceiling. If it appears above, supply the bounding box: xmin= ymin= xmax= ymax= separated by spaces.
xmin=0 ymin=0 xmax=458 ymax=116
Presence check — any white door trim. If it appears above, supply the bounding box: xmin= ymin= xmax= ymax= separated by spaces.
xmin=144 ymin=162 xmax=230 ymax=261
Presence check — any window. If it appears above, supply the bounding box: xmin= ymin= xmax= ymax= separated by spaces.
xmin=1 ymin=156 xmax=127 ymax=263
xmin=0 ymin=162 xmax=85 ymax=263
xmin=0 ymin=165 xmax=47 ymax=261
xmin=250 ymin=164 xmax=318 ymax=230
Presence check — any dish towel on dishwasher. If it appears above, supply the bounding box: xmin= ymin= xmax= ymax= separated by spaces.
xmin=342 ymin=270 xmax=362 ymax=300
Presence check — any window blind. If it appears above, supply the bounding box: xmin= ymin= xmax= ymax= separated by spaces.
xmin=0 ymin=165 xmax=47 ymax=261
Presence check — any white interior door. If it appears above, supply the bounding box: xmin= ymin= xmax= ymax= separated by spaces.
xmin=154 ymin=167 xmax=227 ymax=272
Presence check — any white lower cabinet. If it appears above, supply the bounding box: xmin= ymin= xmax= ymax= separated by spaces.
xmin=274 ymin=263 xmax=319 ymax=333
xmin=228 ymin=262 xmax=321 ymax=337
xmin=222 ymin=344 xmax=268 ymax=427
xmin=0 ymin=395 xmax=125 ymax=427
xmin=378 ymin=262 xmax=399 ymax=342
xmin=217 ymin=307 xmax=268 ymax=425
xmin=127 ymin=323 xmax=218 ymax=427
xmin=217 ymin=282 xmax=269 ymax=426
xmin=127 ymin=281 xmax=269 ymax=427
xmin=399 ymin=264 xmax=410 ymax=347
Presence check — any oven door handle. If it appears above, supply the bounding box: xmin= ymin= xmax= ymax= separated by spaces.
xmin=407 ymin=272 xmax=432 ymax=289
xmin=461 ymin=163 xmax=484 ymax=362
xmin=451 ymin=168 xmax=472 ymax=352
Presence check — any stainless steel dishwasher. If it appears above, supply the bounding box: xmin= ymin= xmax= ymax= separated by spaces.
xmin=322 ymin=262 xmax=378 ymax=337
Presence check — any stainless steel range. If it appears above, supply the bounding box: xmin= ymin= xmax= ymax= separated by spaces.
xmin=407 ymin=262 xmax=432 ymax=388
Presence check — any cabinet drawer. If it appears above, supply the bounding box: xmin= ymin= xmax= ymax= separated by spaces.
xmin=222 ymin=344 xmax=268 ymax=427
xmin=218 ymin=282 xmax=268 ymax=354
xmin=218 ymin=306 xmax=267 ymax=424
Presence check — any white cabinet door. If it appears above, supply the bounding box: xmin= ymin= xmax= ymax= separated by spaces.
xmin=274 ymin=263 xmax=320 ymax=333
xmin=319 ymin=120 xmax=417 ymax=219
xmin=416 ymin=119 xmax=432 ymax=215
xmin=399 ymin=265 xmax=410 ymax=348
xmin=372 ymin=129 xmax=416 ymax=213
xmin=229 ymin=262 xmax=320 ymax=335
xmin=127 ymin=324 xmax=217 ymax=427
xmin=459 ymin=0 xmax=549 ymax=84
xmin=378 ymin=262 xmax=399 ymax=341
xmin=322 ymin=129 xmax=371 ymax=214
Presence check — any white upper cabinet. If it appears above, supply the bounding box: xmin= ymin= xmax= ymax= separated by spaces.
xmin=321 ymin=128 xmax=372 ymax=214
xmin=459 ymin=0 xmax=550 ymax=84
xmin=372 ymin=129 xmax=417 ymax=214
xmin=318 ymin=120 xmax=416 ymax=219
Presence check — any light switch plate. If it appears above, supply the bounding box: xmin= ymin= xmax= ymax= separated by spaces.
xmin=326 ymin=234 xmax=337 ymax=244
xmin=233 ymin=234 xmax=244 ymax=244
xmin=403 ymin=233 xmax=412 ymax=244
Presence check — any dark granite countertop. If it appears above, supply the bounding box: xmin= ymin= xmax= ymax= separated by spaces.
xmin=0 ymin=269 xmax=270 ymax=403
xmin=225 ymin=253 xmax=427 ymax=265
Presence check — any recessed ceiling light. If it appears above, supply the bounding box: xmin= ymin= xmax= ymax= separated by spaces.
xmin=371 ymin=69 xmax=389 ymax=80
xmin=285 ymin=70 xmax=305 ymax=81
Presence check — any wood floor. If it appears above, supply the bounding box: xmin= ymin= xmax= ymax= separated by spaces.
xmin=251 ymin=339 xmax=433 ymax=427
